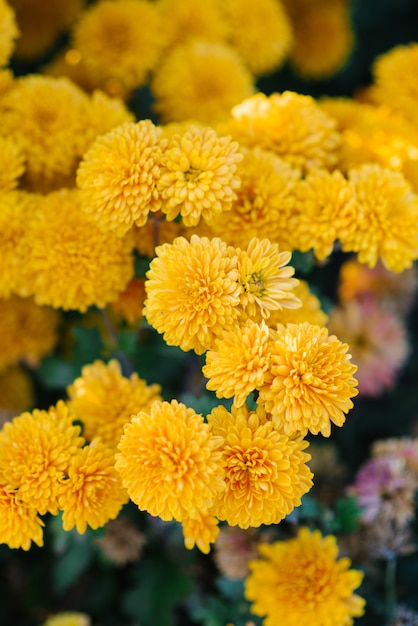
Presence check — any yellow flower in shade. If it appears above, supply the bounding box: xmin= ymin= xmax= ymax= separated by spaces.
xmin=116 ymin=400 xmax=225 ymax=521
xmin=0 ymin=135 xmax=24 ymax=191
xmin=0 ymin=401 xmax=84 ymax=515
xmin=288 ymin=1 xmax=354 ymax=79
xmin=73 ymin=0 xmax=165 ymax=92
xmin=67 ymin=359 xmax=161 ymax=451
xmin=0 ymin=481 xmax=44 ymax=550
xmin=238 ymin=238 xmax=301 ymax=320
xmin=258 ymin=322 xmax=358 ymax=437
xmin=207 ymin=404 xmax=313 ymax=528
xmin=0 ymin=0 xmax=18 ymax=66
xmin=80 ymin=89 xmax=135 ymax=152
xmin=133 ymin=216 xmax=185 ymax=258
xmin=77 ymin=121 xmax=166 ymax=235
xmin=0 ymin=365 xmax=34 ymax=413
xmin=267 ymin=279 xmax=328 ymax=328
xmin=144 ymin=235 xmax=242 ymax=354
xmin=342 ymin=164 xmax=418 ymax=272
xmin=225 ymin=91 xmax=341 ymax=172
xmin=181 ymin=511 xmax=220 ymax=554
xmin=151 ymin=39 xmax=254 ymax=124
xmin=224 ymin=0 xmax=292 ymax=76
xmin=0 ymin=296 xmax=60 ymax=371
xmin=159 ymin=0 xmax=228 ymax=48
xmin=290 ymin=168 xmax=357 ymax=261
xmin=21 ymin=189 xmax=134 ymax=312
xmin=42 ymin=612 xmax=90 ymax=626
xmin=203 ymin=319 xmax=270 ymax=407
xmin=1 ymin=75 xmax=89 ymax=192
xmin=58 ymin=438 xmax=128 ymax=534
xmin=207 ymin=147 xmax=301 ymax=250
xmin=108 ymin=278 xmax=147 ymax=326
xmin=157 ymin=126 xmax=242 ymax=226
xmin=245 ymin=528 xmax=365 ymax=626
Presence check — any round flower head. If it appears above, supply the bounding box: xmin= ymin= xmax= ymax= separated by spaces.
xmin=290 ymin=168 xmax=357 ymax=261
xmin=0 ymin=401 xmax=84 ymax=515
xmin=259 ymin=322 xmax=358 ymax=437
xmin=58 ymin=438 xmax=128 ymax=534
xmin=42 ymin=612 xmax=90 ymax=626
xmin=157 ymin=125 xmax=242 ymax=226
xmin=181 ymin=511 xmax=220 ymax=554
xmin=267 ymin=279 xmax=328 ymax=328
xmin=0 ymin=296 xmax=60 ymax=371
xmin=21 ymin=189 xmax=134 ymax=312
xmin=208 ymin=404 xmax=313 ymax=528
xmin=73 ymin=0 xmax=165 ymax=92
xmin=238 ymin=238 xmax=301 ymax=320
xmin=226 ymin=91 xmax=341 ymax=172
xmin=1 ymin=75 xmax=89 ymax=192
xmin=116 ymin=400 xmax=225 ymax=522
xmin=224 ymin=0 xmax=292 ymax=76
xmin=245 ymin=528 xmax=365 ymax=626
xmin=0 ymin=481 xmax=44 ymax=550
xmin=152 ymin=39 xmax=254 ymax=124
xmin=203 ymin=319 xmax=270 ymax=407
xmin=159 ymin=0 xmax=228 ymax=48
xmin=343 ymin=164 xmax=418 ymax=272
xmin=0 ymin=0 xmax=18 ymax=66
xmin=67 ymin=359 xmax=161 ymax=451
xmin=144 ymin=235 xmax=242 ymax=354
xmin=0 ymin=135 xmax=25 ymax=191
xmin=77 ymin=121 xmax=165 ymax=235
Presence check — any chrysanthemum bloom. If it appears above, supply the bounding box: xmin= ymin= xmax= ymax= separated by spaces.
xmin=0 ymin=480 xmax=44 ymax=550
xmin=208 ymin=404 xmax=313 ymax=528
xmin=203 ymin=319 xmax=270 ymax=406
xmin=342 ymin=164 xmax=418 ymax=272
xmin=151 ymin=39 xmax=254 ymax=124
xmin=1 ymin=75 xmax=89 ymax=192
xmin=287 ymin=0 xmax=354 ymax=79
xmin=77 ymin=121 xmax=166 ymax=235
xmin=0 ymin=135 xmax=24 ymax=191
xmin=224 ymin=0 xmax=292 ymax=76
xmin=0 ymin=0 xmax=18 ymax=66
xmin=0 ymin=401 xmax=84 ymax=515
xmin=144 ymin=235 xmax=242 ymax=354
xmin=159 ymin=0 xmax=228 ymax=48
xmin=181 ymin=511 xmax=220 ymax=554
xmin=21 ymin=189 xmax=134 ymax=312
xmin=0 ymin=296 xmax=60 ymax=371
xmin=372 ymin=437 xmax=418 ymax=477
xmin=116 ymin=400 xmax=225 ymax=521
xmin=42 ymin=612 xmax=90 ymax=626
xmin=267 ymin=279 xmax=328 ymax=328
xmin=327 ymin=299 xmax=409 ymax=397
xmin=67 ymin=359 xmax=161 ymax=451
xmin=207 ymin=147 xmax=301 ymax=250
xmin=95 ymin=517 xmax=146 ymax=566
xmin=108 ymin=278 xmax=146 ymax=326
xmin=73 ymin=0 xmax=165 ymax=92
xmin=238 ymin=238 xmax=301 ymax=320
xmin=80 ymin=89 xmax=135 ymax=151
xmin=133 ymin=215 xmax=184 ymax=257
xmin=290 ymin=168 xmax=357 ymax=261
xmin=245 ymin=528 xmax=365 ymax=626
xmin=156 ymin=126 xmax=242 ymax=226
xmin=226 ymin=91 xmax=341 ymax=172
xmin=259 ymin=322 xmax=358 ymax=437
xmin=0 ymin=365 xmax=34 ymax=413
xmin=214 ymin=526 xmax=261 ymax=579
xmin=57 ymin=438 xmax=128 ymax=534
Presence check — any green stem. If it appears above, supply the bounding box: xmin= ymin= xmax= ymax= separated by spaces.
xmin=385 ymin=555 xmax=397 ymax=626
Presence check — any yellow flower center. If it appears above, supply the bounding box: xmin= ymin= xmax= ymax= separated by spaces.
xmin=226 ymin=445 xmax=268 ymax=484
xmin=158 ymin=440 xmax=192 ymax=479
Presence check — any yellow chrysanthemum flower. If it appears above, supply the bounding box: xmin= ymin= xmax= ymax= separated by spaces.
xmin=207 ymin=146 xmax=301 ymax=249
xmin=108 ymin=278 xmax=146 ymax=326
xmin=238 ymin=238 xmax=301 ymax=320
xmin=0 ymin=296 xmax=60 ymax=371
xmin=144 ymin=235 xmax=242 ymax=354
xmin=0 ymin=0 xmax=18 ymax=66
xmin=203 ymin=319 xmax=270 ymax=407
xmin=0 ymin=136 xmax=25 ymax=191
xmin=342 ymin=164 xmax=418 ymax=272
xmin=1 ymin=75 xmax=89 ymax=192
xmin=0 ymin=365 xmax=34 ymax=413
xmin=67 ymin=359 xmax=161 ymax=451
xmin=42 ymin=613 xmax=90 ymax=626
xmin=259 ymin=322 xmax=358 ymax=437
xmin=73 ymin=0 xmax=165 ymax=92
xmin=133 ymin=216 xmax=185 ymax=258
xmin=290 ymin=168 xmax=357 ymax=260
xmin=58 ymin=438 xmax=128 ymax=534
xmin=77 ymin=121 xmax=165 ymax=235
xmin=267 ymin=279 xmax=328 ymax=328
xmin=159 ymin=0 xmax=228 ymax=48
xmin=225 ymin=91 xmax=341 ymax=172
xmin=151 ymin=39 xmax=254 ymax=124
xmin=157 ymin=126 xmax=242 ymax=226
xmin=245 ymin=528 xmax=365 ymax=626
xmin=0 ymin=480 xmax=44 ymax=550
xmin=21 ymin=189 xmax=134 ymax=312
xmin=207 ymin=404 xmax=313 ymax=528
xmin=81 ymin=89 xmax=135 ymax=151
xmin=224 ymin=0 xmax=292 ymax=76
xmin=181 ymin=511 xmax=220 ymax=554
xmin=0 ymin=401 xmax=84 ymax=515
xmin=116 ymin=400 xmax=225 ymax=522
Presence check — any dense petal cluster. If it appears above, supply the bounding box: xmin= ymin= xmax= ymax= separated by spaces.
xmin=0 ymin=136 xmax=25 ymax=191
xmin=0 ymin=191 xmax=33 ymax=298
xmin=267 ymin=279 xmax=328 ymax=328
xmin=181 ymin=511 xmax=220 ymax=555
xmin=116 ymin=400 xmax=225 ymax=521
xmin=0 ymin=0 xmax=18 ymax=66
xmin=0 ymin=481 xmax=44 ymax=551
xmin=245 ymin=528 xmax=365 ymax=626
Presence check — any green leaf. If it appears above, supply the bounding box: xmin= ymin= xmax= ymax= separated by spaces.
xmin=116 ymin=329 xmax=138 ymax=355
xmin=330 ymin=495 xmax=362 ymax=533
xmin=290 ymin=250 xmax=315 ymax=275
xmin=71 ymin=325 xmax=104 ymax=366
xmin=52 ymin=530 xmax=93 ymax=594
xmin=36 ymin=356 xmax=80 ymax=390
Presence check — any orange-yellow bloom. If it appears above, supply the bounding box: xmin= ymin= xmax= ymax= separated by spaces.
xmin=0 ymin=481 xmax=44 ymax=550
xmin=181 ymin=511 xmax=220 ymax=554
